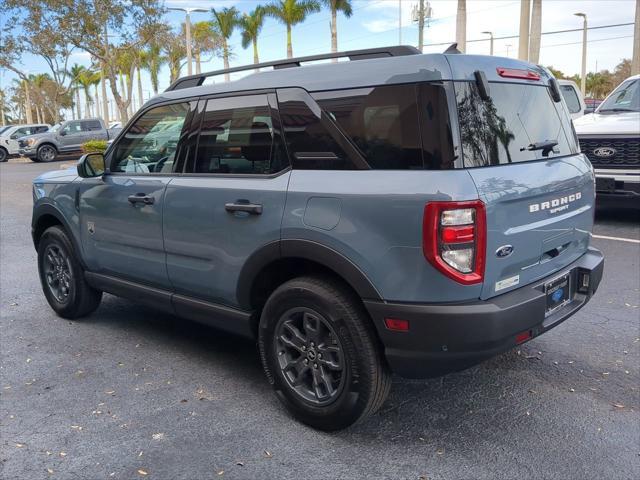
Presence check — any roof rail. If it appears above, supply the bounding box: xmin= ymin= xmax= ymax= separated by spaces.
xmin=165 ymin=45 xmax=421 ymax=92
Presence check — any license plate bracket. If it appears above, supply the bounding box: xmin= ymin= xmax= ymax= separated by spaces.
xmin=596 ymin=177 xmax=615 ymax=192
xmin=545 ymin=272 xmax=571 ymax=317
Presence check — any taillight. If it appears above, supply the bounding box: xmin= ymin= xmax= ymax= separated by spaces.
xmin=423 ymin=200 xmax=486 ymax=285
xmin=496 ymin=67 xmax=540 ymax=81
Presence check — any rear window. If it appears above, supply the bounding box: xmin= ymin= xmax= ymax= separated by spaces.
xmin=455 ymin=81 xmax=576 ymax=167
xmin=560 ymin=85 xmax=581 ymax=113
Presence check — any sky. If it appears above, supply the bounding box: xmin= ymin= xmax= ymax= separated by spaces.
xmin=1 ymin=0 xmax=636 ymax=118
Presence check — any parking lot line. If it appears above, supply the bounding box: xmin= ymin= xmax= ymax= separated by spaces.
xmin=592 ymin=234 xmax=640 ymax=244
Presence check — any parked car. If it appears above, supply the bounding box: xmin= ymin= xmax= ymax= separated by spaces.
xmin=19 ymin=118 xmax=121 ymax=162
xmin=31 ymin=46 xmax=604 ymax=430
xmin=558 ymin=79 xmax=586 ymax=120
xmin=574 ymin=74 xmax=640 ymax=208
xmin=0 ymin=123 xmax=50 ymax=162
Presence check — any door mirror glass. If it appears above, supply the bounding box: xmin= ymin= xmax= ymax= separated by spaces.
xmin=59 ymin=130 xmax=67 ymax=136
xmin=77 ymin=152 xmax=105 ymax=178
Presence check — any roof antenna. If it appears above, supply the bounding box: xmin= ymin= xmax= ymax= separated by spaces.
xmin=444 ymin=43 xmax=462 ymax=54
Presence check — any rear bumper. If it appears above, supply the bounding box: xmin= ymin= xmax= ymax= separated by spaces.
xmin=364 ymin=247 xmax=604 ymax=378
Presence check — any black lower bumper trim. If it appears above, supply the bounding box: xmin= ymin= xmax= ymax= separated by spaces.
xmin=364 ymin=247 xmax=604 ymax=378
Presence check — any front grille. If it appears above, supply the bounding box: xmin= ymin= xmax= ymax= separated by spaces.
xmin=578 ymin=137 xmax=640 ymax=168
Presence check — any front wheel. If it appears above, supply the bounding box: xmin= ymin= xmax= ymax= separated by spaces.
xmin=37 ymin=144 xmax=57 ymax=162
xmin=37 ymin=225 xmax=102 ymax=319
xmin=259 ymin=276 xmax=391 ymax=431
xmin=0 ymin=148 xmax=7 ymax=162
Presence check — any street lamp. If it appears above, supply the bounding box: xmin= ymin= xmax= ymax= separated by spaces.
xmin=169 ymin=7 xmax=208 ymax=76
xmin=575 ymin=12 xmax=587 ymax=96
xmin=482 ymin=31 xmax=494 ymax=55
xmin=505 ymin=44 xmax=512 ymax=57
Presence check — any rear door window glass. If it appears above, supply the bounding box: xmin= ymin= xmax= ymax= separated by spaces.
xmin=190 ymin=94 xmax=286 ymax=175
xmin=82 ymin=120 xmax=103 ymax=131
xmin=455 ymin=81 xmax=576 ymax=167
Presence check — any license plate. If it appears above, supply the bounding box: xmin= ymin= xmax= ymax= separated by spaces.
xmin=596 ymin=177 xmax=615 ymax=192
xmin=545 ymin=272 xmax=571 ymax=316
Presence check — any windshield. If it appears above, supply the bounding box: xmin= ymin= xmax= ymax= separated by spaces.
xmin=597 ymin=79 xmax=640 ymax=113
xmin=0 ymin=126 xmax=11 ymax=135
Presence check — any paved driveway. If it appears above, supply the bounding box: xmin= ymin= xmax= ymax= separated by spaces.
xmin=1 ymin=161 xmax=638 ymax=480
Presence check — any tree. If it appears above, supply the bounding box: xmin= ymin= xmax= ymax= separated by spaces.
xmin=69 ymin=64 xmax=86 ymax=119
xmin=241 ymin=7 xmax=266 ymax=66
xmin=265 ymin=0 xmax=321 ymax=59
xmin=322 ymin=0 xmax=352 ymax=54
xmin=211 ymin=7 xmax=240 ymax=82
xmin=140 ymin=44 xmax=166 ymax=95
xmin=188 ymin=21 xmax=222 ymax=75
xmin=162 ymin=31 xmax=187 ymax=84
xmin=77 ymin=69 xmax=100 ymax=118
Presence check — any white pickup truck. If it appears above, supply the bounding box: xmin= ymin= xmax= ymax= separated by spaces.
xmin=574 ymin=74 xmax=640 ymax=208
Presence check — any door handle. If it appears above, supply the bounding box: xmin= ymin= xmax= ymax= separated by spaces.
xmin=225 ymin=201 xmax=263 ymax=215
xmin=128 ymin=193 xmax=155 ymax=205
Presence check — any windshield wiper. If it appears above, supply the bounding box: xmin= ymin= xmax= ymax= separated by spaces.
xmin=598 ymin=107 xmax=636 ymax=112
xmin=521 ymin=140 xmax=559 ymax=157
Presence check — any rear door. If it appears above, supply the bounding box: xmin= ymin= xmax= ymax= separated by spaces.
xmin=163 ymin=93 xmax=290 ymax=307
xmin=82 ymin=119 xmax=108 ymax=141
xmin=453 ymin=79 xmax=594 ymax=300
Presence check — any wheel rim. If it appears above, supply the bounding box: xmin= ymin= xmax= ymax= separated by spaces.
xmin=40 ymin=147 xmax=55 ymax=161
xmin=0 ymin=150 xmax=6 ymax=161
xmin=274 ymin=307 xmax=346 ymax=406
xmin=43 ymin=245 xmax=72 ymax=302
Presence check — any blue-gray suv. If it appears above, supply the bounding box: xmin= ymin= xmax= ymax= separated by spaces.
xmin=32 ymin=46 xmax=604 ymax=430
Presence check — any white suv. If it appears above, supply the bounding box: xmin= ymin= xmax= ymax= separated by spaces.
xmin=0 ymin=123 xmax=51 ymax=162
xmin=574 ymin=75 xmax=640 ymax=208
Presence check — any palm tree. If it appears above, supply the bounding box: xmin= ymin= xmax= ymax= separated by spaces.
xmin=211 ymin=7 xmax=240 ymax=82
xmin=241 ymin=7 xmax=266 ymax=67
xmin=189 ymin=21 xmax=222 ymax=74
xmin=322 ymin=0 xmax=352 ymax=54
xmin=163 ymin=32 xmax=187 ymax=84
xmin=265 ymin=0 xmax=321 ymax=58
xmin=77 ymin=69 xmax=99 ymax=118
xmin=69 ymin=64 xmax=85 ymax=119
xmin=140 ymin=45 xmax=166 ymax=95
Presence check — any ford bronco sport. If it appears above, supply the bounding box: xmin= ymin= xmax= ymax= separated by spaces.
xmin=32 ymin=46 xmax=604 ymax=430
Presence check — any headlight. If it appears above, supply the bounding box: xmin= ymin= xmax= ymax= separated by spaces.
xmin=27 ymin=138 xmax=37 ymax=146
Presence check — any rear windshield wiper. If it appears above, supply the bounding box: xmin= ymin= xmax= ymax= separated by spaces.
xmin=521 ymin=140 xmax=558 ymax=157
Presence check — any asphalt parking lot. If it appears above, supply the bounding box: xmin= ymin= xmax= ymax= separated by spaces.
xmin=1 ymin=160 xmax=639 ymax=480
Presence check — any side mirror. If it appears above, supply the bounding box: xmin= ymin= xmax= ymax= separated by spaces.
xmin=59 ymin=130 xmax=67 ymax=136
xmin=77 ymin=152 xmax=105 ymax=178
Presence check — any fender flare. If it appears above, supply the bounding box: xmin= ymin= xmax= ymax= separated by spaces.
xmin=236 ymin=239 xmax=382 ymax=310
xmin=32 ymin=202 xmax=86 ymax=268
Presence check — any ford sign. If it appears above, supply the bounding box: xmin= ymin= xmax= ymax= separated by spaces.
xmin=593 ymin=147 xmax=616 ymax=158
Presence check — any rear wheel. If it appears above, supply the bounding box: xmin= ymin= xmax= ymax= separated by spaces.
xmin=0 ymin=147 xmax=7 ymax=162
xmin=37 ymin=225 xmax=102 ymax=319
xmin=37 ymin=144 xmax=57 ymax=163
xmin=259 ymin=276 xmax=391 ymax=430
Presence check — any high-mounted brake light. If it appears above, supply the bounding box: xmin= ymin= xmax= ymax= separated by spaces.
xmin=423 ymin=200 xmax=486 ymax=285
xmin=496 ymin=67 xmax=540 ymax=81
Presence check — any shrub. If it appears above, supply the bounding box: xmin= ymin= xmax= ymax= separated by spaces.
xmin=81 ymin=139 xmax=108 ymax=154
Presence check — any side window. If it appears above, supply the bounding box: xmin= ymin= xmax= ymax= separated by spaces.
xmin=111 ymin=102 xmax=190 ymax=174
xmin=277 ymin=88 xmax=365 ymax=170
xmin=314 ymin=84 xmax=424 ymax=169
xmin=36 ymin=126 xmax=49 ymax=133
xmin=560 ymin=85 xmax=581 ymax=113
xmin=190 ymin=94 xmax=286 ymax=174
xmin=62 ymin=121 xmax=83 ymax=134
xmin=14 ymin=128 xmax=29 ymax=138
xmin=82 ymin=120 xmax=103 ymax=131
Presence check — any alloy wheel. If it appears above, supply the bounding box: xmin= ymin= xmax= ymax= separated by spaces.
xmin=274 ymin=307 xmax=346 ymax=406
xmin=43 ymin=245 xmax=72 ymax=302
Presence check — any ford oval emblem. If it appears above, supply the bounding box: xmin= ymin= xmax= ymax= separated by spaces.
xmin=496 ymin=245 xmax=514 ymax=258
xmin=593 ymin=147 xmax=616 ymax=158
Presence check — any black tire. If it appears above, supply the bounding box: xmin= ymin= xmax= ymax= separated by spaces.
xmin=259 ymin=276 xmax=391 ymax=431
xmin=37 ymin=144 xmax=57 ymax=162
xmin=37 ymin=225 xmax=102 ymax=319
xmin=0 ymin=147 xmax=7 ymax=162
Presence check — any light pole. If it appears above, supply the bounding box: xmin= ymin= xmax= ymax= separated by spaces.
xmin=482 ymin=31 xmax=494 ymax=55
xmin=505 ymin=44 xmax=512 ymax=57
xmin=575 ymin=12 xmax=587 ymax=96
xmin=169 ymin=7 xmax=208 ymax=76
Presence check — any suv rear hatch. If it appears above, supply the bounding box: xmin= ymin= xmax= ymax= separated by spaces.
xmin=448 ymin=58 xmax=595 ymax=300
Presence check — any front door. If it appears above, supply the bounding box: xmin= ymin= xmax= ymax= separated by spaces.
xmin=163 ymin=93 xmax=290 ymax=307
xmin=58 ymin=121 xmax=86 ymax=151
xmin=79 ymin=101 xmax=193 ymax=288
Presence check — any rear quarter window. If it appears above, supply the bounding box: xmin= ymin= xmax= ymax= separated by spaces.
xmin=455 ymin=81 xmax=576 ymax=167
